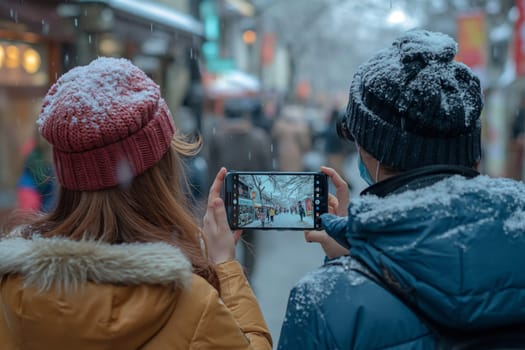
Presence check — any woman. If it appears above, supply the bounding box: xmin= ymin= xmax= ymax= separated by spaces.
xmin=0 ymin=57 xmax=271 ymax=349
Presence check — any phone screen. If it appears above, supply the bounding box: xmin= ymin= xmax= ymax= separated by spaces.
xmin=224 ymin=172 xmax=328 ymax=230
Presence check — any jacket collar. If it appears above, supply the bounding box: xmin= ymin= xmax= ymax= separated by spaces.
xmin=0 ymin=235 xmax=192 ymax=292
xmin=361 ymin=165 xmax=479 ymax=198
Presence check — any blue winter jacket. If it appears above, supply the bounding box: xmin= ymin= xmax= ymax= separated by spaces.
xmin=278 ymin=168 xmax=525 ymax=349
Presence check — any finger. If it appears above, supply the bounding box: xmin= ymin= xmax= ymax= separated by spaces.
xmin=233 ymin=230 xmax=243 ymax=243
xmin=321 ymin=166 xmax=350 ymax=216
xmin=321 ymin=166 xmax=350 ymax=197
xmin=304 ymin=230 xmax=327 ymax=243
xmin=321 ymin=166 xmax=347 ymax=190
xmin=328 ymin=194 xmax=339 ymax=214
xmin=304 ymin=231 xmax=312 ymax=242
xmin=212 ymin=197 xmax=231 ymax=233
xmin=328 ymin=194 xmax=339 ymax=205
xmin=202 ymin=213 xmax=216 ymax=238
xmin=208 ymin=167 xmax=227 ymax=207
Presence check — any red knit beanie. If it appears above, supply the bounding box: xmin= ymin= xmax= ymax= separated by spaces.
xmin=37 ymin=57 xmax=176 ymax=191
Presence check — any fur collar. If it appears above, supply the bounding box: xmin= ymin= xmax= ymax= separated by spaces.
xmin=0 ymin=235 xmax=192 ymax=292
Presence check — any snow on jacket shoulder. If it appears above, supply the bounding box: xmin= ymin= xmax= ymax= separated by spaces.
xmin=278 ymin=256 xmax=433 ymax=349
xmin=279 ymin=173 xmax=525 ymax=349
xmin=0 ymin=236 xmax=272 ymax=350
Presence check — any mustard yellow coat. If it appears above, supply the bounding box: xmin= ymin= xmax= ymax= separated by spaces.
xmin=0 ymin=236 xmax=272 ymax=349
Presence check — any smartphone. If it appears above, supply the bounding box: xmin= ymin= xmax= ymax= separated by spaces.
xmin=224 ymin=171 xmax=328 ymax=230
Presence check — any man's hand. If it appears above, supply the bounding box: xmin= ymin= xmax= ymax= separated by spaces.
xmin=304 ymin=167 xmax=350 ymax=259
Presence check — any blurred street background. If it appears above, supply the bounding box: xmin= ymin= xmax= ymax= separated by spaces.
xmin=1 ymin=0 xmax=525 ymax=346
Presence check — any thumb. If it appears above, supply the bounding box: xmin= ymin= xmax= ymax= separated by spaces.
xmin=304 ymin=230 xmax=329 ymax=243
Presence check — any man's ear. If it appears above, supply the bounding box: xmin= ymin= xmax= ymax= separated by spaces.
xmin=473 ymin=162 xmax=481 ymax=172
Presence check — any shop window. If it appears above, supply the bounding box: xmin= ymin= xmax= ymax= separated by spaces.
xmin=0 ymin=40 xmax=49 ymax=214
xmin=0 ymin=40 xmax=48 ymax=87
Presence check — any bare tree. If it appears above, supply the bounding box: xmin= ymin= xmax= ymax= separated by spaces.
xmin=250 ymin=175 xmax=267 ymax=206
xmin=253 ymin=0 xmax=503 ymax=95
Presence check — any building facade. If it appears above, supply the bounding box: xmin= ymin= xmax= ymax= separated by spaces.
xmin=0 ymin=0 xmax=203 ymax=222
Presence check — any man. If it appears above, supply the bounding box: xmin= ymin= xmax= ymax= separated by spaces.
xmin=205 ymin=97 xmax=273 ymax=280
xmin=272 ymin=105 xmax=311 ymax=172
xmin=278 ymin=29 xmax=525 ymax=349
xmin=298 ymin=202 xmax=305 ymax=222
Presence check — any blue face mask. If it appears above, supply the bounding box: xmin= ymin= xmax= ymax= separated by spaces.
xmin=358 ymin=152 xmax=375 ymax=185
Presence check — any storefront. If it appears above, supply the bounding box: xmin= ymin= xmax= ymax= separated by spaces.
xmin=0 ymin=0 xmax=203 ymax=221
xmin=0 ymin=35 xmax=61 ymax=217
xmin=238 ymin=197 xmax=255 ymax=226
xmin=71 ymin=0 xmax=203 ymax=114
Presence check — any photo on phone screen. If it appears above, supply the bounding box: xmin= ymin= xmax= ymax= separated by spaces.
xmin=224 ymin=172 xmax=328 ymax=230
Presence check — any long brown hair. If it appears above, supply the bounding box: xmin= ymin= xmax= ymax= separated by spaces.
xmin=19 ymin=135 xmax=220 ymax=290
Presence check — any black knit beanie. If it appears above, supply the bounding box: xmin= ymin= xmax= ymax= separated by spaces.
xmin=343 ymin=29 xmax=483 ymax=170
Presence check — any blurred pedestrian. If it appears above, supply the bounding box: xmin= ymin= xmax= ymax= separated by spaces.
xmin=204 ymin=97 xmax=273 ymax=281
xmin=279 ymin=30 xmax=525 ymax=349
xmin=249 ymin=96 xmax=274 ymax=135
xmin=272 ymin=105 xmax=311 ymax=171
xmin=205 ymin=97 xmax=273 ymax=178
xmin=298 ymin=202 xmax=305 ymax=222
xmin=0 ymin=57 xmax=271 ymax=349
xmin=16 ymin=129 xmax=56 ymax=212
xmin=258 ymin=209 xmax=266 ymax=228
xmin=508 ymin=93 xmax=525 ymax=180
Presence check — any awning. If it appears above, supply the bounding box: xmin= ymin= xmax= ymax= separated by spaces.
xmin=206 ymin=70 xmax=260 ymax=97
xmin=239 ymin=198 xmax=254 ymax=206
xmin=77 ymin=0 xmax=203 ymax=37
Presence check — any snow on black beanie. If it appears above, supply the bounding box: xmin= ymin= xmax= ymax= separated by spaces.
xmin=343 ymin=29 xmax=483 ymax=171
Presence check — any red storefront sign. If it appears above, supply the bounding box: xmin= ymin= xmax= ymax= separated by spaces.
xmin=515 ymin=0 xmax=525 ymax=76
xmin=456 ymin=12 xmax=486 ymax=71
xmin=305 ymin=198 xmax=312 ymax=212
xmin=261 ymin=33 xmax=275 ymax=66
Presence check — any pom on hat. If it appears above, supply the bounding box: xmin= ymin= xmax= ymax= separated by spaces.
xmin=38 ymin=57 xmax=176 ymax=191
xmin=343 ymin=29 xmax=483 ymax=170
xmin=396 ymin=29 xmax=457 ymax=64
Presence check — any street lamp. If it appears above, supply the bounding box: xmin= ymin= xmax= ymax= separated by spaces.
xmin=22 ymin=48 xmax=41 ymax=74
xmin=243 ymin=29 xmax=257 ymax=45
xmin=387 ymin=9 xmax=407 ymax=25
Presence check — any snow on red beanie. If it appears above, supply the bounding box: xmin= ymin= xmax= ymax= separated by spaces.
xmin=37 ymin=57 xmax=176 ymax=191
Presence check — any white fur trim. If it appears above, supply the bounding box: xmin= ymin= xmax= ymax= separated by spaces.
xmin=0 ymin=236 xmax=192 ymax=292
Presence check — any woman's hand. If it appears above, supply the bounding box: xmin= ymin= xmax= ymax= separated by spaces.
xmin=203 ymin=167 xmax=242 ymax=264
xmin=304 ymin=166 xmax=350 ymax=259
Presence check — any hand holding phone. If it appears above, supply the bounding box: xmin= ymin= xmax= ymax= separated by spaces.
xmin=203 ymin=168 xmax=242 ymax=264
xmin=223 ymin=171 xmax=328 ymax=230
xmin=304 ymin=166 xmax=350 ymax=258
